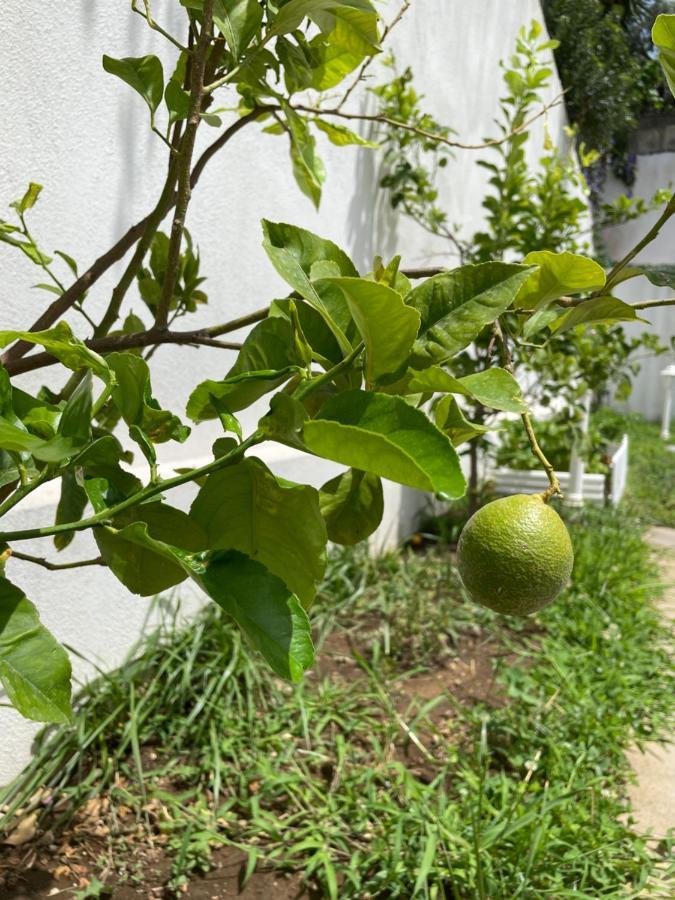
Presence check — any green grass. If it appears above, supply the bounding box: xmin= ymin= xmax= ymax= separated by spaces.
xmin=1 ymin=509 xmax=673 ymax=898
xmin=620 ymin=413 xmax=675 ymax=527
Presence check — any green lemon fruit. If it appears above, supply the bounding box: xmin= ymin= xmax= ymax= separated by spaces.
xmin=457 ymin=493 xmax=574 ymax=616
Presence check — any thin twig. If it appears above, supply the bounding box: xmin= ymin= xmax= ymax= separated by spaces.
xmin=603 ymin=197 xmax=675 ymax=293
xmin=401 ymin=266 xmax=447 ymax=279
xmin=9 ymin=550 xmax=106 ymax=571
xmin=1 ymin=109 xmax=269 ymax=366
xmin=335 ymin=0 xmax=411 ymax=112
xmin=294 ymin=92 xmax=564 ymax=152
xmin=132 ymin=0 xmax=187 ymax=51
xmin=4 ymin=328 xmax=243 ymax=376
xmin=633 ymin=297 xmax=675 ymax=310
xmin=155 ymin=0 xmax=214 ymax=329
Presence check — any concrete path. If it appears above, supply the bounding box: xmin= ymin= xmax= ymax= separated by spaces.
xmin=624 ymin=527 xmax=675 ymax=894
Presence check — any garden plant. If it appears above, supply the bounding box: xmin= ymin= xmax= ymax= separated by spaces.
xmin=375 ymin=19 xmax=672 ymax=496
xmin=1 ymin=1 xmax=675 ymax=732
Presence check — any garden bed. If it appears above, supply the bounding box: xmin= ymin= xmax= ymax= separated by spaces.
xmin=1 ymin=507 xmax=673 ymax=899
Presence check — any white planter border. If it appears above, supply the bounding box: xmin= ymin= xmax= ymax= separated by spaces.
xmin=489 ymin=433 xmax=629 ymax=506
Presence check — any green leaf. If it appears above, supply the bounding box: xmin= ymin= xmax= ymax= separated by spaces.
xmin=190 ymin=457 xmax=327 ymax=606
xmin=12 ymin=388 xmax=61 ymax=437
xmin=107 ymin=352 xmax=190 ymax=443
xmin=54 ymin=470 xmax=88 ymax=552
xmin=259 ymin=392 xmax=308 ymax=442
xmin=408 ymin=263 xmax=533 ymax=366
xmin=0 ymin=578 xmax=72 ymax=723
xmin=198 ymin=550 xmax=314 ymax=681
xmin=516 ymin=251 xmax=606 ymax=310
xmin=522 ymin=307 xmax=561 ymax=339
xmin=434 ymin=396 xmax=492 ymax=445
xmin=10 ymin=182 xmax=43 ymax=214
xmin=456 ymin=368 xmax=526 ymax=413
xmin=94 ymin=503 xmax=206 ymax=597
xmin=186 ymin=317 xmax=305 ymax=421
xmin=321 ymin=278 xmax=420 ymax=383
xmin=319 ymin=468 xmax=383 ymax=545
xmin=164 ymin=79 xmax=190 ymax=124
xmin=58 ymin=370 xmax=93 ymax=443
xmin=285 ymin=107 xmax=325 ymax=209
xmin=261 ymin=221 xmax=357 ymax=351
xmin=270 ymin=297 xmax=343 ymax=366
xmin=262 ymin=220 xmax=358 ymax=295
xmin=313 ymin=118 xmax=378 ymax=147
xmin=269 ymin=0 xmax=377 ymax=37
xmin=32 ymin=283 xmax=63 ymax=296
xmin=72 ymin=436 xmax=142 ymax=502
xmin=653 ymin=14 xmax=675 ymax=99
xmin=308 ymin=6 xmax=380 ymax=91
xmin=0 ymin=419 xmax=87 ymax=464
xmin=0 ymin=322 xmax=109 ymax=381
xmin=548 ymin=296 xmax=645 ymax=335
xmin=55 ymin=249 xmax=79 ymax=276
xmin=102 ymin=54 xmax=164 ymax=121
xmin=303 ymin=390 xmax=466 ymax=497
xmin=214 ymin=0 xmax=262 ymax=59
xmin=408 ymin=366 xmax=526 ymax=413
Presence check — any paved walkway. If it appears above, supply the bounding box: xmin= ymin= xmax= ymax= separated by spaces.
xmin=625 ymin=527 xmax=674 ymax=894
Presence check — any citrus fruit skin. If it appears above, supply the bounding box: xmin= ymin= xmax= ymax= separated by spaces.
xmin=457 ymin=493 xmax=574 ymax=616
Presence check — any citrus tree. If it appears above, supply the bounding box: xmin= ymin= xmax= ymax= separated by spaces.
xmin=1 ymin=2 xmax=674 ymax=727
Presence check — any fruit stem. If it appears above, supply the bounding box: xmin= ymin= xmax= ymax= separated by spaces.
xmin=491 ymin=319 xmax=562 ymax=502
xmin=521 ymin=411 xmax=562 ymax=502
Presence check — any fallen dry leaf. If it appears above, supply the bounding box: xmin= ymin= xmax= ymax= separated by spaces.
xmin=3 ymin=813 xmax=38 ymax=846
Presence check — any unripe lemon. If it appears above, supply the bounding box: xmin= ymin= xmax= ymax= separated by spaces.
xmin=457 ymin=493 xmax=573 ymax=616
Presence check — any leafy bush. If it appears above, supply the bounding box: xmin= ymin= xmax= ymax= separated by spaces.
xmin=543 ymin=0 xmax=675 ymax=186
xmin=495 ymin=409 xmax=626 ymax=473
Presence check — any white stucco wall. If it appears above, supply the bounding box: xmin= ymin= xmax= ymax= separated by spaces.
xmin=0 ymin=0 xmax=565 ymax=784
xmin=602 ymin=157 xmax=675 ymax=421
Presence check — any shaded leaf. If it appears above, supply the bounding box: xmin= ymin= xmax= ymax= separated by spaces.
xmin=434 ymin=395 xmax=492 ymax=445
xmin=198 ymin=550 xmax=314 ymax=681
xmin=407 ymin=366 xmax=526 ymax=413
xmin=186 ymin=316 xmax=305 ymax=421
xmin=0 ymin=577 xmax=72 ymax=723
xmin=285 ymin=107 xmax=325 ymax=209
xmin=107 ymin=352 xmax=190 ymax=443
xmin=319 ymin=468 xmax=383 ymax=545
xmin=102 ymin=54 xmax=164 ymax=119
xmin=522 ymin=307 xmax=561 ymax=338
xmin=54 ymin=470 xmax=88 ymax=552
xmin=214 ymin=0 xmax=262 ymax=59
xmin=94 ymin=503 xmax=206 ymax=596
xmin=191 ymin=457 xmax=326 ymax=606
